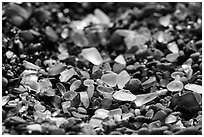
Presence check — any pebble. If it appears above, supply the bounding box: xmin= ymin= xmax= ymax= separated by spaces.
xmin=163 ymin=130 xmax=173 ymax=135
xmin=125 ymin=78 xmax=141 ymax=93
xmin=126 ymin=65 xmax=136 ymax=73
xmin=77 ymin=107 xmax=87 ymax=114
xmin=151 ymin=110 xmax=167 ymax=122
xmin=2 ymin=77 xmax=8 ymax=88
xmin=148 ymin=120 xmax=161 ymax=131
xmin=120 ymin=105 xmax=129 ymax=113
xmin=113 ymin=63 xmax=126 ymax=73
xmin=131 ymin=122 xmax=142 ymax=130
xmin=134 ymin=109 xmax=141 ymax=116
xmin=101 ymin=98 xmax=112 ymax=109
xmin=134 ymin=116 xmax=151 ymax=123
xmin=138 ymin=127 xmax=150 ymax=135
xmin=145 ymin=109 xmax=154 ymax=119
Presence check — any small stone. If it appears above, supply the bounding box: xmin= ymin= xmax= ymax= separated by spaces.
xmin=125 ymin=78 xmax=141 ymax=93
xmin=150 ymin=126 xmax=168 ymax=135
xmin=77 ymin=107 xmax=87 ymax=114
xmin=145 ymin=109 xmax=154 ymax=119
xmin=190 ymin=52 xmax=200 ymax=61
xmin=131 ymin=122 xmax=142 ymax=130
xmin=152 ymin=110 xmax=167 ymax=122
xmin=101 ymin=72 xmax=117 ymax=87
xmin=134 ymin=115 xmax=150 ymax=123
xmin=148 ymin=120 xmax=161 ymax=131
xmin=2 ymin=77 xmax=8 ymax=88
xmin=138 ymin=127 xmax=150 ymax=135
xmin=80 ymin=47 xmax=104 ymax=65
xmin=126 ymin=65 xmax=136 ymax=73
xmin=120 ymin=105 xmax=129 ymax=113
xmin=81 ymin=124 xmax=97 ymax=135
xmin=113 ymin=63 xmax=126 ymax=73
xmin=27 ymin=124 xmax=42 ymax=133
xmin=167 ymin=80 xmax=183 ymax=92
xmin=101 ymin=98 xmax=112 ymax=109
xmin=165 ymin=114 xmax=177 ymax=124
xmin=134 ymin=109 xmax=141 ymax=116
xmin=116 ymin=70 xmax=131 ymax=89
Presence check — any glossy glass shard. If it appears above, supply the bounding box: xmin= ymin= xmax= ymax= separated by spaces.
xmin=114 ymin=55 xmax=126 ymax=65
xmin=134 ymin=92 xmax=157 ymax=107
xmin=94 ymin=9 xmax=110 ymax=25
xmin=167 ymin=42 xmax=179 ymax=53
xmin=23 ymin=60 xmax=41 ymax=70
xmin=165 ymin=114 xmax=177 ymax=124
xmin=101 ymin=72 xmax=117 ymax=87
xmin=113 ymin=90 xmax=136 ymax=101
xmin=87 ymin=84 xmax=95 ymax=99
xmin=159 ymin=14 xmax=171 ymax=27
xmin=80 ymin=92 xmax=90 ymax=108
xmin=184 ymin=84 xmax=202 ymax=94
xmin=59 ymin=68 xmax=75 ymax=82
xmin=116 ymin=70 xmax=130 ymax=89
xmin=48 ymin=63 xmax=67 ymax=76
xmin=2 ymin=96 xmax=10 ymax=106
xmin=166 ymin=53 xmax=179 ymax=62
xmin=81 ymin=47 xmax=104 ymax=65
xmin=167 ymin=80 xmax=183 ymax=92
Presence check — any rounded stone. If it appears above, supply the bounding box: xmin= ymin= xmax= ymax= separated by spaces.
xmin=2 ymin=77 xmax=8 ymax=88
xmin=152 ymin=110 xmax=167 ymax=122
xmin=145 ymin=109 xmax=154 ymax=119
xmin=125 ymin=78 xmax=141 ymax=93
xmin=138 ymin=127 xmax=151 ymax=135
xmin=101 ymin=98 xmax=112 ymax=109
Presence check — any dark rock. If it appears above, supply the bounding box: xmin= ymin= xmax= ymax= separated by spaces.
xmin=134 ymin=116 xmax=151 ymax=123
xmin=151 ymin=110 xmax=167 ymax=122
xmin=2 ymin=77 xmax=8 ymax=88
xmin=125 ymin=78 xmax=141 ymax=93
xmin=126 ymin=65 xmax=136 ymax=73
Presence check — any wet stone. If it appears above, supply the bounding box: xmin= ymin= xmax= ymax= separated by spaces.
xmin=120 ymin=105 xmax=129 ymax=113
xmin=152 ymin=110 xmax=167 ymax=122
xmin=125 ymin=78 xmax=141 ymax=94
xmin=126 ymin=65 xmax=136 ymax=73
xmin=148 ymin=120 xmax=161 ymax=131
